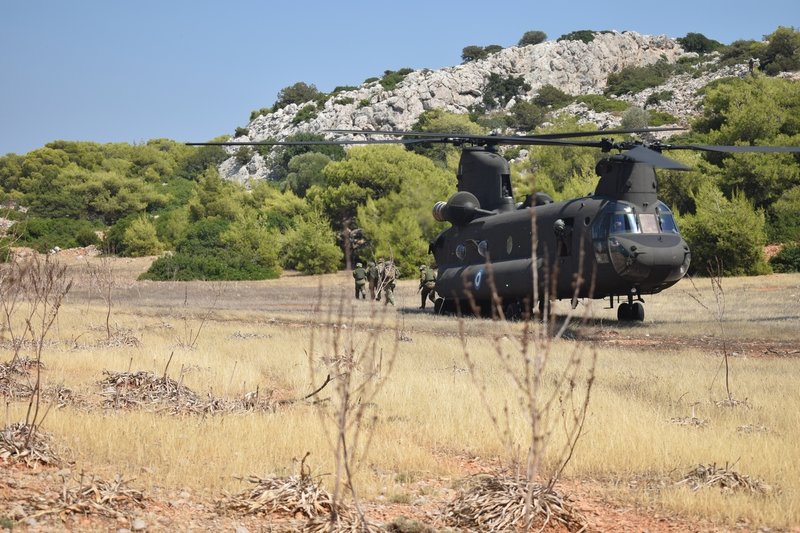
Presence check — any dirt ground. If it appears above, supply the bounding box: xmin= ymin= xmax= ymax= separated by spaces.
xmin=2 ymin=252 xmax=799 ymax=532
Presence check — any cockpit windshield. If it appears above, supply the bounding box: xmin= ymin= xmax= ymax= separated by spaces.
xmin=598 ymin=202 xmax=680 ymax=237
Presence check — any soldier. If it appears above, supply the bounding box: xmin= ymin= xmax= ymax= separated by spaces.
xmin=418 ymin=264 xmax=437 ymax=309
xmin=375 ymin=258 xmax=385 ymax=301
xmin=352 ymin=262 xmax=367 ymax=300
xmin=382 ymin=259 xmax=397 ymax=306
xmin=366 ymin=261 xmax=378 ymax=301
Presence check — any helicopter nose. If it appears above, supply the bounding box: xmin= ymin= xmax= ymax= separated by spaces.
xmin=609 ymin=234 xmax=689 ymax=283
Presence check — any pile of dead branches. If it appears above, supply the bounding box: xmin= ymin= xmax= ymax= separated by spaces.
xmin=23 ymin=473 xmax=145 ymax=520
xmin=218 ymin=473 xmax=342 ymax=519
xmin=669 ymin=416 xmax=708 ymax=427
xmin=444 ymin=474 xmax=587 ymax=532
xmin=0 ymin=357 xmax=40 ymax=399
xmin=0 ymin=423 xmax=63 ymax=466
xmin=677 ymin=463 xmax=775 ymax=495
xmin=98 ymin=370 xmax=200 ymax=410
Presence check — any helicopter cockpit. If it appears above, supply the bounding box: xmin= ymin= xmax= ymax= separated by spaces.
xmin=592 ymin=201 xmax=688 ymax=285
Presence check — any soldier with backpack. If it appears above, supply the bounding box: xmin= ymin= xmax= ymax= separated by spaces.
xmin=418 ymin=264 xmax=436 ymax=309
xmin=367 ymin=261 xmax=379 ymax=301
xmin=381 ymin=259 xmax=397 ymax=306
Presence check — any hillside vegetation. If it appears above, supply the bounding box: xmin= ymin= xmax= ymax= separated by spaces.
xmin=1 ymin=27 xmax=799 ymax=279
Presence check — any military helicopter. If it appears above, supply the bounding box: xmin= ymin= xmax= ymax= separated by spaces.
xmin=189 ymin=128 xmax=800 ymax=321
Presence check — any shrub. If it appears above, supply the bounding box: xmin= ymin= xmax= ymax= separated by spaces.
xmin=282 ymin=212 xmax=342 ymax=274
xmin=648 ymin=110 xmax=680 ymax=126
xmin=380 ymin=68 xmax=414 ymax=91
xmin=483 ymin=73 xmax=531 ymax=109
xmin=518 ymin=30 xmax=547 ymax=47
xmin=533 ymin=84 xmax=573 ymax=108
xmin=557 ymin=30 xmax=596 ymax=44
xmin=605 ymin=59 xmax=675 ymax=96
xmin=768 ymin=186 xmax=800 ymax=242
xmin=273 ymin=82 xmax=322 ymax=111
xmin=645 ymin=90 xmax=674 ymax=107
xmin=680 ymin=185 xmax=768 ymax=276
xmin=769 ymin=243 xmax=800 ymax=272
xmin=334 ymin=97 xmax=355 ymax=106
xmin=575 ymin=94 xmax=629 ymax=113
xmin=292 ymin=104 xmax=319 ymax=125
xmin=122 ymin=215 xmax=162 ymax=257
xmin=16 ymin=217 xmax=103 ymax=253
xmin=621 ymin=107 xmax=650 ymax=129
xmin=676 ymin=32 xmax=723 ymax=54
xmin=249 ymin=107 xmax=271 ymax=121
xmin=234 ymin=127 xmax=249 ymax=138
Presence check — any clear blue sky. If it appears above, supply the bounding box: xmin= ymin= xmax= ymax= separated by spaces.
xmin=1 ymin=0 xmax=797 ymax=155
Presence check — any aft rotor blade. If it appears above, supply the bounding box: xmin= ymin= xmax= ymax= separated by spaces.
xmin=326 ymin=126 xmax=685 ymax=140
xmin=622 ymin=146 xmax=690 ymax=170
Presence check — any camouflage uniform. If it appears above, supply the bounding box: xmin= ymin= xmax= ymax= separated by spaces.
xmin=382 ymin=260 xmax=397 ymax=306
xmin=375 ymin=258 xmax=385 ymax=301
xmin=418 ymin=265 xmax=437 ymax=309
xmin=366 ymin=261 xmax=378 ymax=301
xmin=352 ymin=262 xmax=367 ymax=300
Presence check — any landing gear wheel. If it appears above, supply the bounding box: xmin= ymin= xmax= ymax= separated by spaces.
xmin=617 ymin=302 xmax=631 ymax=321
xmin=631 ymin=302 xmax=645 ymax=322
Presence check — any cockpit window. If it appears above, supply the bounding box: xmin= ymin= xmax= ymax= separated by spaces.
xmin=655 ymin=202 xmax=680 ymax=233
xmin=638 ymin=213 xmax=659 ymax=234
xmin=610 ymin=212 xmax=639 ymax=234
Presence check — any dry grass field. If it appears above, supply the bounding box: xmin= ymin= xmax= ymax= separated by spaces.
xmin=1 ymin=253 xmax=799 ymax=532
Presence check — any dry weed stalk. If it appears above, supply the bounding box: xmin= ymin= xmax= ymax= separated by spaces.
xmin=457 ymin=211 xmax=595 ymax=531
xmin=307 ymin=285 xmax=400 ymax=530
xmin=86 ymin=254 xmax=115 ymax=340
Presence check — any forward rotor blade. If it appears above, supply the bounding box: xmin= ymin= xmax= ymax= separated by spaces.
xmin=326 ymin=126 xmax=685 ymax=140
xmin=186 ymin=137 xmax=440 ymax=147
xmin=662 ymin=144 xmax=800 ymax=153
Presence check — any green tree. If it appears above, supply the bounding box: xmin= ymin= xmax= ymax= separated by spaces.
xmin=518 ymin=30 xmax=547 ymax=47
xmin=122 ymin=215 xmax=163 ymax=257
xmin=759 ymin=26 xmax=800 ymax=75
xmin=532 ymin=84 xmax=572 ymax=108
xmin=273 ymin=81 xmax=323 ymax=111
xmin=676 ymin=32 xmax=723 ymax=54
xmin=409 ymin=110 xmax=486 ymax=165
xmin=285 ymin=152 xmax=331 ymax=197
xmin=483 ymin=73 xmax=531 ymax=110
xmin=267 ymin=132 xmax=345 ymax=181
xmin=679 ymin=184 xmax=768 ymax=276
xmin=768 ymin=185 xmax=800 ymax=242
xmin=282 ymin=211 xmax=342 ymax=274
xmin=462 ymin=45 xmax=488 ymax=63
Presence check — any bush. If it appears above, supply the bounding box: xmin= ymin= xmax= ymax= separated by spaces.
xmin=605 ymin=59 xmax=675 ymax=96
xmin=620 ymin=107 xmax=650 ymax=129
xmin=768 ymin=186 xmax=800 ymax=242
xmin=122 ymin=215 xmax=162 ymax=257
xmin=483 ymin=73 xmax=531 ymax=109
xmin=533 ymin=84 xmax=573 ymax=108
xmin=273 ymin=82 xmax=322 ymax=111
xmin=249 ymin=107 xmax=271 ymax=121
xmin=680 ymin=185 xmax=768 ymax=276
xmin=16 ymin=217 xmax=103 ymax=253
xmin=282 ymin=212 xmax=342 ymax=274
xmin=645 ymin=90 xmax=674 ymax=107
xmin=380 ymin=68 xmax=414 ymax=91
xmin=575 ymin=94 xmax=629 ymax=113
xmin=292 ymin=104 xmax=319 ymax=125
xmin=234 ymin=147 xmax=252 ymax=166
xmin=769 ymin=243 xmax=800 ymax=272
xmin=518 ymin=30 xmax=547 ymax=47
xmin=234 ymin=127 xmax=249 ymax=138
xmin=648 ymin=110 xmax=680 ymax=126
xmin=676 ymin=32 xmax=723 ymax=54
xmin=557 ymin=30 xmax=596 ymax=44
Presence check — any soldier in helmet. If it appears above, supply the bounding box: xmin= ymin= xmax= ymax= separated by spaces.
xmin=381 ymin=259 xmax=397 ymax=306
xmin=352 ymin=262 xmax=367 ymax=300
xmin=418 ymin=264 xmax=437 ymax=309
xmin=366 ymin=261 xmax=378 ymax=301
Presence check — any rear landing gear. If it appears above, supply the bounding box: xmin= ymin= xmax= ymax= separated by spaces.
xmin=616 ymin=297 xmax=644 ymax=322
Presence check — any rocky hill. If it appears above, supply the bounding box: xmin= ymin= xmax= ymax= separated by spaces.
xmin=221 ymin=31 xmax=753 ymax=182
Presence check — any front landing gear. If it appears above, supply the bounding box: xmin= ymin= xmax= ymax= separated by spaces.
xmin=616 ymin=295 xmax=645 ymax=322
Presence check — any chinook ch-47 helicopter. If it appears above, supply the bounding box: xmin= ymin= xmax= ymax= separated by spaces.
xmin=189 ymin=128 xmax=800 ymax=322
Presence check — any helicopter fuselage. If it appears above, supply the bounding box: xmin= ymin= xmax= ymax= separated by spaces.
xmin=429 ymin=147 xmax=691 ymax=319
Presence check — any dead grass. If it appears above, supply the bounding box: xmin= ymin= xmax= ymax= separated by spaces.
xmin=1 ymin=258 xmax=799 ymax=531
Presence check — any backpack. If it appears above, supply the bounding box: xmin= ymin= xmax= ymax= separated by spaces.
xmin=382 ymin=262 xmax=396 ymax=282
